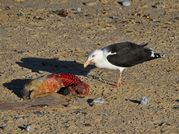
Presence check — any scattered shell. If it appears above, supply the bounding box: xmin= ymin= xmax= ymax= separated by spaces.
xmin=87 ymin=97 xmax=105 ymax=106
xmin=174 ymin=16 xmax=179 ymax=20
xmin=0 ymin=124 xmax=7 ymax=130
xmin=84 ymin=123 xmax=92 ymax=127
xmin=109 ymin=16 xmax=119 ymax=22
xmin=52 ymin=9 xmax=69 ymax=17
xmin=93 ymin=97 xmax=105 ymax=104
xmin=98 ymin=0 xmax=109 ymax=4
xmin=83 ymin=2 xmax=97 ymax=6
xmin=33 ymin=111 xmax=45 ymax=117
xmin=109 ymin=16 xmax=118 ymax=20
xmin=17 ymin=13 xmax=23 ymax=16
xmin=14 ymin=0 xmax=25 ymax=2
xmin=73 ymin=109 xmax=87 ymax=115
xmin=139 ymin=96 xmax=149 ymax=105
xmin=151 ymin=2 xmax=160 ymax=8
xmin=14 ymin=115 xmax=27 ymax=121
xmin=26 ymin=125 xmax=33 ymax=131
xmin=4 ymin=6 xmax=10 ymax=10
xmin=173 ymin=100 xmax=179 ymax=109
xmin=76 ymin=8 xmax=82 ymax=13
xmin=118 ymin=0 xmax=131 ymax=7
xmin=33 ymin=16 xmax=43 ymax=20
xmin=173 ymin=106 xmax=179 ymax=109
xmin=18 ymin=124 xmax=33 ymax=132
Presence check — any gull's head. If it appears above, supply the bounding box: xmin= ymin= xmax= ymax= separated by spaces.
xmin=84 ymin=49 xmax=103 ymax=68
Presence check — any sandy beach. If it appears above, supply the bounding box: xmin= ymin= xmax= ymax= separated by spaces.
xmin=0 ymin=0 xmax=178 ymax=133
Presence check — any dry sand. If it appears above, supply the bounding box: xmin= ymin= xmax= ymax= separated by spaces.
xmin=0 ymin=0 xmax=179 ymax=133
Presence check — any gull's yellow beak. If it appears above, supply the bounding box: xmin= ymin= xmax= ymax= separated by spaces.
xmin=84 ymin=60 xmax=91 ymax=68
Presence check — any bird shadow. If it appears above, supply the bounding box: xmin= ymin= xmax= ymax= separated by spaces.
xmin=3 ymin=57 xmax=95 ymax=98
xmin=16 ymin=57 xmax=95 ymax=75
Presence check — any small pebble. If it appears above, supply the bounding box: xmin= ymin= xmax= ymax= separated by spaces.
xmin=139 ymin=96 xmax=149 ymax=105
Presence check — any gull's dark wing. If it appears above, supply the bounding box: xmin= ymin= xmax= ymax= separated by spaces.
xmin=105 ymin=42 xmax=160 ymax=67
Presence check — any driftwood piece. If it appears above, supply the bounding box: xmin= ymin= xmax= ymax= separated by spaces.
xmin=0 ymin=93 xmax=71 ymax=110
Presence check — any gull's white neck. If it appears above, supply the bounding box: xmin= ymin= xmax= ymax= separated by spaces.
xmin=94 ymin=49 xmax=125 ymax=72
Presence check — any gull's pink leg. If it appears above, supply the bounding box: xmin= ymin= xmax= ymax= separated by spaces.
xmin=116 ymin=71 xmax=123 ymax=87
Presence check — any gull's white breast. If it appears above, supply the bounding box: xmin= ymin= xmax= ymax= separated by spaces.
xmin=95 ymin=49 xmax=125 ymax=72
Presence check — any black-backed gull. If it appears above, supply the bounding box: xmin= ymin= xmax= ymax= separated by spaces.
xmin=84 ymin=42 xmax=161 ymax=87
